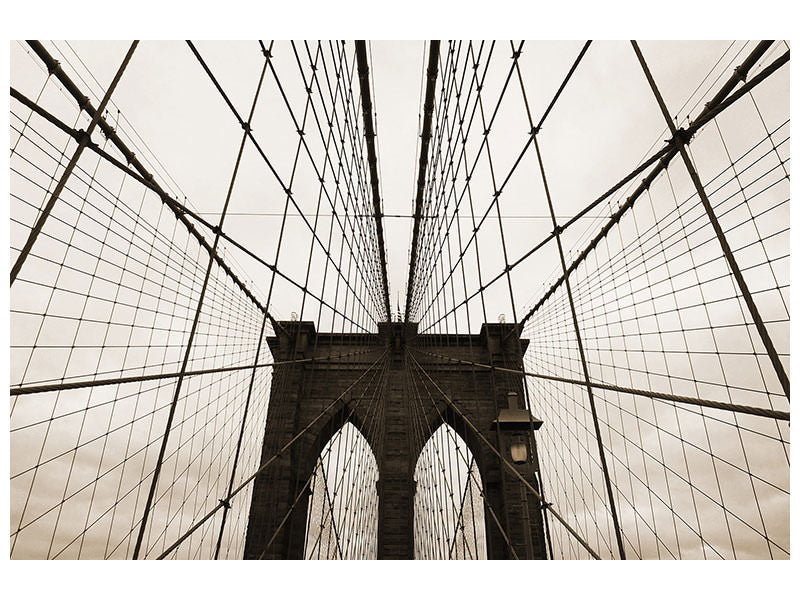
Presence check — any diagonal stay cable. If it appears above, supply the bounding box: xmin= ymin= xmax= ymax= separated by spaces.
xmin=420 ymin=42 xmax=784 ymax=335
xmin=412 ymin=348 xmax=790 ymax=421
xmin=9 ymin=85 xmax=372 ymax=333
xmin=155 ymin=349 xmax=387 ymax=559
xmin=10 ymin=41 xmax=138 ymax=286
xmin=8 ymin=348 xmax=381 ymax=398
xmin=20 ymin=41 xmax=267 ymax=314
xmin=405 ymin=349 xmax=518 ymax=559
xmin=413 ymin=41 xmax=591 ymax=325
xmin=423 ymin=47 xmax=788 ymax=336
xmin=286 ymin=40 xmax=386 ymax=321
xmin=406 ymin=351 xmax=601 ymax=559
xmin=630 ymin=40 xmax=789 ymax=401
xmin=406 ymin=354 xmax=482 ymax=559
xmin=186 ymin=41 xmax=383 ymax=327
xmin=131 ymin=50 xmax=276 ymax=558
xmin=515 ymin=42 xmax=784 ymax=333
xmin=290 ymin=353 xmax=388 ymax=559
xmin=245 ymin=351 xmax=388 ymax=559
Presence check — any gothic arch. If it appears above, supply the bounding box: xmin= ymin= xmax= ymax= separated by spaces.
xmin=299 ymin=401 xmax=381 ymax=486
xmin=411 ymin=401 xmax=490 ymax=483
xmin=304 ymin=421 xmax=379 ymax=559
xmin=413 ymin=422 xmax=487 ymax=559
xmin=245 ymin=320 xmax=547 ymax=559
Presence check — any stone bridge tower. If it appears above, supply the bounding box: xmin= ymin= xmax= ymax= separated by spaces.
xmin=243 ymin=321 xmax=548 ymax=560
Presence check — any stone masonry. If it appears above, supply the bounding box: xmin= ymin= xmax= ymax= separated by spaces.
xmin=243 ymin=321 xmax=547 ymax=559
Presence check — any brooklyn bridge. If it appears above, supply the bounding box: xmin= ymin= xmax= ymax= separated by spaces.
xmin=9 ymin=39 xmax=790 ymax=560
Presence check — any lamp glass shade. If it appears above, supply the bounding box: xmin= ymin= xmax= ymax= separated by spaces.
xmin=510 ymin=441 xmax=528 ymax=464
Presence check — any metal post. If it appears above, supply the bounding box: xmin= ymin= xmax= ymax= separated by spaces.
xmin=631 ymin=40 xmax=790 ymax=401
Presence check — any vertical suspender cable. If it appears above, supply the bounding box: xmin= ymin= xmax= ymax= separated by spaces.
xmin=10 ymin=41 xmax=138 ymax=286
xmin=631 ymin=40 xmax=789 ymax=402
xmin=405 ymin=40 xmax=441 ymax=322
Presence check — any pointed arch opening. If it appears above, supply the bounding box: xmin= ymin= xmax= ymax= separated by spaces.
xmin=304 ymin=422 xmax=378 ymax=559
xmin=413 ymin=423 xmax=487 ymax=559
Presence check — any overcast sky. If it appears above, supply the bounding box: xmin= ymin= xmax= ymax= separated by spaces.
xmin=9 ymin=40 xmax=790 ymax=562
xmin=10 ymin=40 xmax=789 ymax=321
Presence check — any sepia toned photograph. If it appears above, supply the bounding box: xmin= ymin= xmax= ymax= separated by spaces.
xmin=7 ymin=26 xmax=791 ymax=578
